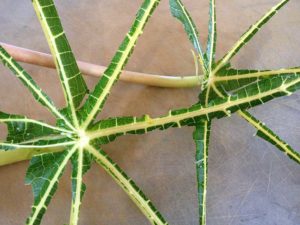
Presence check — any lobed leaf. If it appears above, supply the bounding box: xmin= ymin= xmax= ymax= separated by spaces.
xmin=200 ymin=0 xmax=290 ymax=107
xmin=0 ymin=0 xmax=299 ymax=224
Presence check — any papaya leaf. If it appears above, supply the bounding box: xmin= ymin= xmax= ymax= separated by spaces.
xmin=0 ymin=0 xmax=299 ymax=225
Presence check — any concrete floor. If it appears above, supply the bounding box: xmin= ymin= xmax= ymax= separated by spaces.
xmin=0 ymin=0 xmax=300 ymax=224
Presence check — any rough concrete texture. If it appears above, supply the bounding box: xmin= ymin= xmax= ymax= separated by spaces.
xmin=0 ymin=0 xmax=300 ymax=224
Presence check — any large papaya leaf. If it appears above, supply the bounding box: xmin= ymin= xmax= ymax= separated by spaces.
xmin=1 ymin=0 xmax=299 ymax=225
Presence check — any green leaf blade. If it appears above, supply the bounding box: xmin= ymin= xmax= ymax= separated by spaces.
xmin=206 ymin=0 xmax=217 ymax=71
xmin=215 ymin=0 xmax=289 ymax=72
xmin=0 ymin=46 xmax=74 ymax=130
xmin=212 ymin=67 xmax=300 ymax=101
xmin=0 ymin=137 xmax=74 ymax=151
xmin=0 ymin=111 xmax=57 ymax=142
xmin=25 ymin=146 xmax=76 ymax=225
xmin=238 ymin=110 xmax=300 ymax=164
xmin=169 ymin=0 xmax=202 ymax=55
xmin=193 ymin=121 xmax=211 ymax=225
xmin=169 ymin=0 xmax=207 ymax=73
xmin=79 ymin=0 xmax=160 ymax=129
xmin=0 ymin=111 xmax=74 ymax=150
xmin=89 ymin=75 xmax=300 ymax=141
xmin=69 ymin=148 xmax=92 ymax=225
xmin=87 ymin=145 xmax=168 ymax=225
xmin=32 ymin=0 xmax=88 ymax=127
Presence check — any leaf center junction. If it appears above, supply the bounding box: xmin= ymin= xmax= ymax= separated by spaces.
xmin=77 ymin=129 xmax=90 ymax=147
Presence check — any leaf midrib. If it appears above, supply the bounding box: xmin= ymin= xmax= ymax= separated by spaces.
xmin=33 ymin=0 xmax=80 ymax=129
xmin=81 ymin=0 xmax=159 ymax=129
xmin=88 ymin=76 xmax=300 ymax=139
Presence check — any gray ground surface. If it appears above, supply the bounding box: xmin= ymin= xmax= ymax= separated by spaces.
xmin=0 ymin=0 xmax=300 ymax=224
